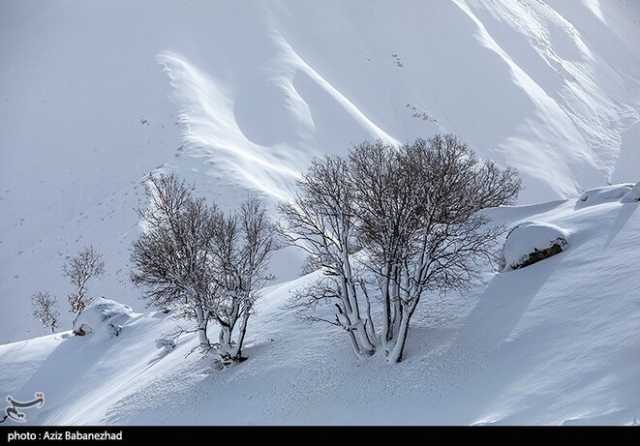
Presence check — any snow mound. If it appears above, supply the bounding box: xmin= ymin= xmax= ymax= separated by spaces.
xmin=621 ymin=181 xmax=640 ymax=203
xmin=502 ymin=221 xmax=569 ymax=270
xmin=576 ymin=184 xmax=635 ymax=209
xmin=72 ymin=298 xmax=137 ymax=338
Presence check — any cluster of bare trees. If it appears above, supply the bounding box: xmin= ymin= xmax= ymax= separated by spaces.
xmin=31 ymin=246 xmax=105 ymax=334
xmin=130 ymin=174 xmax=276 ymax=364
xmin=30 ymin=133 xmax=520 ymax=367
xmin=280 ymin=135 xmax=521 ymax=362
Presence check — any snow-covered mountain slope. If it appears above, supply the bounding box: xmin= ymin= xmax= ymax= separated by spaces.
xmin=1 ymin=188 xmax=639 ymax=425
xmin=1 ymin=1 xmax=640 ymax=345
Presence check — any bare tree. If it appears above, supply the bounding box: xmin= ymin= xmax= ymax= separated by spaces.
xmin=282 ymin=135 xmax=521 ymax=363
xmin=348 ymin=140 xmax=418 ymax=351
xmin=279 ymin=157 xmax=377 ymax=357
xmin=131 ymin=173 xmax=219 ymax=351
xmin=351 ymin=135 xmax=521 ymax=362
xmin=63 ymin=245 xmax=105 ymax=324
xmin=131 ymin=174 xmax=276 ymax=363
xmin=210 ymin=197 xmax=276 ymax=361
xmin=31 ymin=291 xmax=60 ymax=333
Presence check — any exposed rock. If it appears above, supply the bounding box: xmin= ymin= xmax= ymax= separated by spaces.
xmin=502 ymin=221 xmax=569 ymax=270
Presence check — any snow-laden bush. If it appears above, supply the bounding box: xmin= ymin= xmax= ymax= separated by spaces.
xmin=576 ymin=184 xmax=635 ymax=209
xmin=72 ymin=297 xmax=135 ymax=337
xmin=621 ymin=181 xmax=640 ymax=203
xmin=502 ymin=221 xmax=568 ymax=270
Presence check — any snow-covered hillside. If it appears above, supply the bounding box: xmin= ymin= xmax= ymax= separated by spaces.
xmin=1 ymin=188 xmax=639 ymax=425
xmin=1 ymin=0 xmax=640 ymax=344
xmin=2 ymin=0 xmax=640 ymax=427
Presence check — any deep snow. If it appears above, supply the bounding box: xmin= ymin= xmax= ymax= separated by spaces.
xmin=1 ymin=188 xmax=639 ymax=425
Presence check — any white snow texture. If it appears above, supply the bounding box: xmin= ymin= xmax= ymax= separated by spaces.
xmin=1 ymin=0 xmax=640 ymax=426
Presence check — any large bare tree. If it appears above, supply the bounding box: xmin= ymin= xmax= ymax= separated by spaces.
xmin=210 ymin=198 xmax=276 ymax=361
xmin=131 ymin=174 xmax=276 ymax=363
xmin=281 ymin=135 xmax=521 ymax=362
xmin=352 ymin=135 xmax=521 ymax=362
xmin=131 ymin=173 xmax=220 ymax=351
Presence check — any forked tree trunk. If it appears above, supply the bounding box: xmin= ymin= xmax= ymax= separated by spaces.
xmin=387 ymin=311 xmax=410 ymax=363
xmin=336 ymin=302 xmax=375 ymax=357
xmin=352 ymin=319 xmax=376 ymax=356
xmin=336 ymin=266 xmax=376 ymax=356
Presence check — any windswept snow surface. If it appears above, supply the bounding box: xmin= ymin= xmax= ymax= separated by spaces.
xmin=1 ymin=0 xmax=640 ymax=425
xmin=1 ymin=190 xmax=639 ymax=425
xmin=1 ymin=0 xmax=640 ymax=344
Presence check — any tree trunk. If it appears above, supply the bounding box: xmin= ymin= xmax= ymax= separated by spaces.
xmin=347 ymin=330 xmax=363 ymax=357
xmin=194 ymin=305 xmax=210 ymax=350
xmin=352 ymin=320 xmax=376 ymax=356
xmin=337 ymin=303 xmax=375 ymax=356
xmin=360 ymin=282 xmax=378 ymax=347
xmin=72 ymin=311 xmax=81 ymax=328
xmin=386 ymin=299 xmax=417 ymax=363
xmin=218 ymin=325 xmax=232 ymax=355
xmin=340 ymin=235 xmax=376 ymax=354
xmin=381 ymin=272 xmax=392 ymax=348
xmin=389 ymin=268 xmax=404 ymax=339
xmin=233 ymin=310 xmax=250 ymax=359
xmin=337 ymin=267 xmax=376 ymax=356
xmin=391 ymin=296 xmax=403 ymax=338
xmin=387 ymin=310 xmax=410 ymax=363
